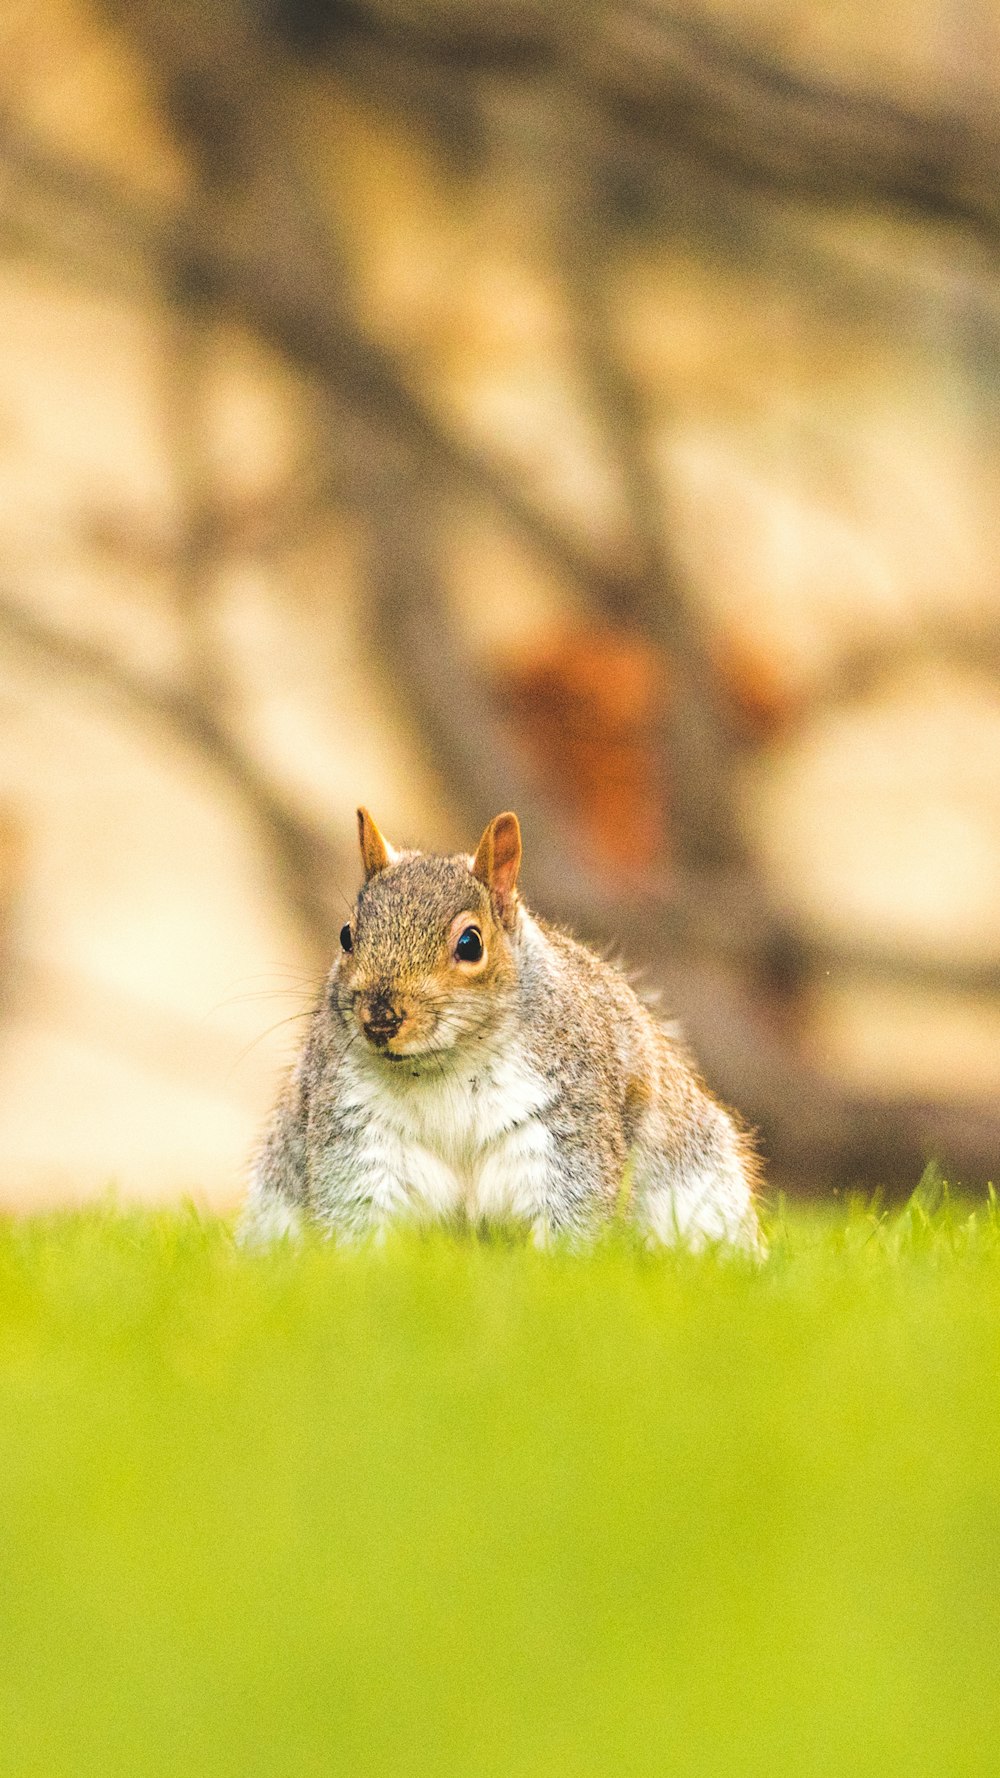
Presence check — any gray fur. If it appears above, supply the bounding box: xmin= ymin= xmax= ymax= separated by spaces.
xmin=241 ymin=834 xmax=762 ymax=1250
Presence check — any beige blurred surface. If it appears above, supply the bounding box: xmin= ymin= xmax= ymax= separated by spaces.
xmin=0 ymin=0 xmax=998 ymax=1202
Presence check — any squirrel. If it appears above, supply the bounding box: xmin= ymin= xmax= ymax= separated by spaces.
xmin=240 ymin=808 xmax=762 ymax=1250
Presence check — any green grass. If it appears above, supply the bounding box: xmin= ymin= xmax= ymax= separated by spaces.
xmin=2 ymin=1184 xmax=1000 ymax=1777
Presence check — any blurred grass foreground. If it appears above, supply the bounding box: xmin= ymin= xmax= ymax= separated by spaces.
xmin=2 ymin=1193 xmax=999 ymax=1777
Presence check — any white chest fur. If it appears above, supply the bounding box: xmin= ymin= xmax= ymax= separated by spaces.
xmin=334 ymin=1034 xmax=555 ymax=1228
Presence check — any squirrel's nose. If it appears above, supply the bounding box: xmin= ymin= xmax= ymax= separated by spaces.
xmin=359 ymin=994 xmax=404 ymax=1046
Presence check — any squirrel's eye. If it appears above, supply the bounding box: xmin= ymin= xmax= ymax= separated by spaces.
xmin=340 ymin=924 xmax=353 ymax=954
xmin=455 ymin=925 xmax=483 ymax=964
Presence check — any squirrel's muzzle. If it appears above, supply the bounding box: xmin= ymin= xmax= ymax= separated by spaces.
xmin=358 ymin=991 xmax=405 ymax=1050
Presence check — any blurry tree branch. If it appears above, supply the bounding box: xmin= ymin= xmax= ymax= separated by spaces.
xmin=660 ymin=952 xmax=1000 ymax=1193
xmin=103 ymin=0 xmax=1000 ymax=1187
xmin=550 ymin=76 xmax=748 ymax=875
xmin=323 ymin=0 xmax=1000 ymax=242
xmin=0 ymin=114 xmax=654 ymax=626
xmin=156 ymin=304 xmax=243 ymax=733
xmin=806 ymin=621 xmax=1000 ymax=721
xmin=1 ymin=2 xmax=996 ymax=1189
xmin=0 ymin=591 xmax=341 ymax=962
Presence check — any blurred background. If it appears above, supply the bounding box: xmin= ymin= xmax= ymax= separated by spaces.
xmin=0 ymin=0 xmax=998 ymax=1210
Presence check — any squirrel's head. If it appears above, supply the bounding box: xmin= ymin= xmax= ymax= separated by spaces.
xmin=330 ymin=807 xmax=522 ymax=1065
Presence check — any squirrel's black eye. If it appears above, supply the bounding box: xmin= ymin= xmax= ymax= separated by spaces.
xmin=455 ymin=925 xmax=483 ymax=963
xmin=340 ymin=924 xmax=353 ymax=953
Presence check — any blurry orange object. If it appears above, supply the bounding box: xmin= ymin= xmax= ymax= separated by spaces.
xmin=710 ymin=630 xmax=805 ymax=740
xmin=495 ymin=629 xmax=668 ymax=883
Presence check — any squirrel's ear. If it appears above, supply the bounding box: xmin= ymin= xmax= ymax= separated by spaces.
xmin=357 ymin=807 xmax=399 ymax=879
xmin=471 ymin=812 xmax=521 ymax=926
